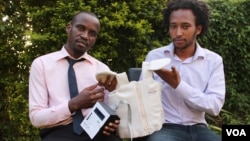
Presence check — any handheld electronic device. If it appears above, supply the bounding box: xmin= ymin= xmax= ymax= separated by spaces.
xmin=81 ymin=102 xmax=120 ymax=139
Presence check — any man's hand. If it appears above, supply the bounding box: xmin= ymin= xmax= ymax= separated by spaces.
xmin=68 ymin=84 xmax=105 ymax=113
xmin=98 ymin=75 xmax=117 ymax=92
xmin=102 ymin=120 xmax=120 ymax=136
xmin=155 ymin=66 xmax=181 ymax=89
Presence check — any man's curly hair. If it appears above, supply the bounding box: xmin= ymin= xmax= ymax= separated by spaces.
xmin=162 ymin=0 xmax=210 ymax=38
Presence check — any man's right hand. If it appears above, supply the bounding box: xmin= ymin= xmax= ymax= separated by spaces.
xmin=68 ymin=84 xmax=105 ymax=113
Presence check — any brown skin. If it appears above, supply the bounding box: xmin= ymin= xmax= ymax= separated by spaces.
xmin=65 ymin=13 xmax=118 ymax=136
xmin=155 ymin=9 xmax=202 ymax=89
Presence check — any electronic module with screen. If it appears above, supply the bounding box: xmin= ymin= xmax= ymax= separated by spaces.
xmin=81 ymin=102 xmax=120 ymax=139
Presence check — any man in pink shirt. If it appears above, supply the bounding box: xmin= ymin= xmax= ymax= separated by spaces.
xmin=29 ymin=11 xmax=121 ymax=141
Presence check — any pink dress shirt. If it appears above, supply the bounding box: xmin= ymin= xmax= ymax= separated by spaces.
xmin=29 ymin=47 xmax=110 ymax=128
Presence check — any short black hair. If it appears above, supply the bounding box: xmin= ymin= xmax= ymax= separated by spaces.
xmin=71 ymin=11 xmax=98 ymax=24
xmin=162 ymin=0 xmax=210 ymax=38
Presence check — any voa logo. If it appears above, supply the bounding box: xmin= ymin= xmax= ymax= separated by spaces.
xmin=226 ymin=129 xmax=246 ymax=136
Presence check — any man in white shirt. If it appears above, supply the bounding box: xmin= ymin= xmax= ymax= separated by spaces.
xmin=145 ymin=0 xmax=225 ymax=141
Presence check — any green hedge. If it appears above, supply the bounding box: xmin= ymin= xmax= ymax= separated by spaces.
xmin=201 ymin=0 xmax=250 ymax=126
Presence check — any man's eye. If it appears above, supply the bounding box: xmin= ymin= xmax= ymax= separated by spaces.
xmin=170 ymin=25 xmax=176 ymax=29
xmin=89 ymin=32 xmax=97 ymax=37
xmin=183 ymin=25 xmax=189 ymax=29
xmin=78 ymin=27 xmax=84 ymax=31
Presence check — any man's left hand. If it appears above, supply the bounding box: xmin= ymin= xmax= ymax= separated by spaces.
xmin=102 ymin=120 xmax=120 ymax=136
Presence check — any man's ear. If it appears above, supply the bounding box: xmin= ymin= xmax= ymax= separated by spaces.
xmin=196 ymin=25 xmax=202 ymax=35
xmin=66 ymin=23 xmax=71 ymax=33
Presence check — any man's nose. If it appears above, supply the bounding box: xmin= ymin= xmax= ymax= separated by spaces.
xmin=80 ymin=31 xmax=88 ymax=38
xmin=176 ymin=27 xmax=183 ymax=36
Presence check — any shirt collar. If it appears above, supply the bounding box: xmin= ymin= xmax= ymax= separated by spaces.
xmin=164 ymin=42 xmax=205 ymax=60
xmin=56 ymin=46 xmax=95 ymax=64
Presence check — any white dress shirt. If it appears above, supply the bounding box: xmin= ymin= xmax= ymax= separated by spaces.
xmin=145 ymin=43 xmax=226 ymax=125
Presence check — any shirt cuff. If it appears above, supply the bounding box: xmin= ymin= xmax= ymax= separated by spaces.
xmin=175 ymin=80 xmax=195 ymax=99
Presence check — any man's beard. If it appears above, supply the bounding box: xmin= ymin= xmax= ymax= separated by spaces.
xmin=173 ymin=32 xmax=197 ymax=51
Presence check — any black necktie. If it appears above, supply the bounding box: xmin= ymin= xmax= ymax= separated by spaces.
xmin=66 ymin=57 xmax=84 ymax=135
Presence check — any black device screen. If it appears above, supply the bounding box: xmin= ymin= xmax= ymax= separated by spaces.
xmin=94 ymin=108 xmax=105 ymax=120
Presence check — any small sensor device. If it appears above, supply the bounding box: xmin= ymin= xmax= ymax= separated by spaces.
xmin=81 ymin=102 xmax=120 ymax=139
